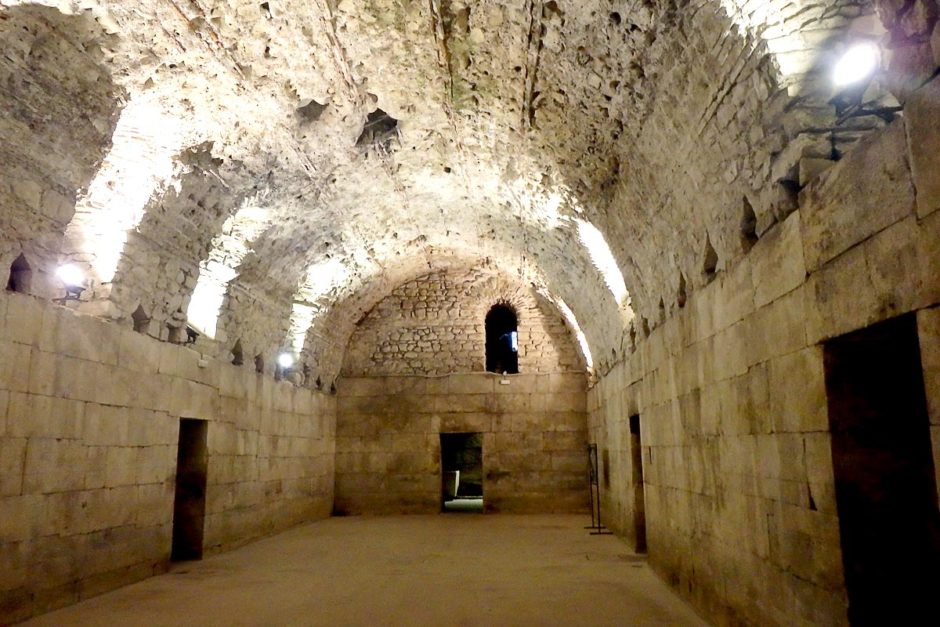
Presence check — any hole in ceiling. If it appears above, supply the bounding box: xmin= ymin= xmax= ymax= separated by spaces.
xmin=132 ymin=304 xmax=151 ymax=334
xmin=356 ymin=108 xmax=399 ymax=150
xmin=232 ymin=339 xmax=244 ymax=366
xmin=297 ymin=99 xmax=327 ymax=123
xmin=740 ymin=196 xmax=759 ymax=252
xmin=703 ymin=235 xmax=718 ymax=282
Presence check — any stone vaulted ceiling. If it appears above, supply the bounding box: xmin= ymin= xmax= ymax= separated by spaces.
xmin=0 ymin=0 xmax=900 ymax=382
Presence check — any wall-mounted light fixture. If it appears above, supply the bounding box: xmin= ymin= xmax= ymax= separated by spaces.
xmin=833 ymin=42 xmax=880 ymax=87
xmin=55 ymin=264 xmax=86 ymax=303
xmin=830 ymin=41 xmax=898 ymax=123
xmin=275 ymin=351 xmax=295 ymax=381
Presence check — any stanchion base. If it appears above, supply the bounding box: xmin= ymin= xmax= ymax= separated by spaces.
xmin=590 ymin=529 xmax=615 ymax=535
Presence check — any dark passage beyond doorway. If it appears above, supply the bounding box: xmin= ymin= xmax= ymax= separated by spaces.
xmin=441 ymin=433 xmax=483 ymax=513
xmin=171 ymin=419 xmax=209 ymax=561
xmin=823 ymin=314 xmax=940 ymax=625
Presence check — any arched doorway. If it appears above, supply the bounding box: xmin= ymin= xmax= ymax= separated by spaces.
xmin=485 ymin=303 xmax=519 ymax=374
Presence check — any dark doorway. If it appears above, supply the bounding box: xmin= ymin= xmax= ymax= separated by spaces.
xmin=823 ymin=314 xmax=940 ymax=625
xmin=440 ymin=432 xmax=483 ymax=513
xmin=485 ymin=304 xmax=518 ymax=374
xmin=171 ymin=418 xmax=209 ymax=561
xmin=630 ymin=414 xmax=647 ymax=553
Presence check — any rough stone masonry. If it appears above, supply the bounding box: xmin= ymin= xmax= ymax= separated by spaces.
xmin=2 ymin=0 xmax=940 ymax=625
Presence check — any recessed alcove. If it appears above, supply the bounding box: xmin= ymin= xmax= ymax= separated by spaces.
xmin=6 ymin=253 xmax=31 ymax=294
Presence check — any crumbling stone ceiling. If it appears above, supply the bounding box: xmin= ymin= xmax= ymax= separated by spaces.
xmin=1 ymin=0 xmax=896 ymax=376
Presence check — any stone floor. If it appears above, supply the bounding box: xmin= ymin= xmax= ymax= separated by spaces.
xmin=24 ymin=515 xmax=707 ymax=626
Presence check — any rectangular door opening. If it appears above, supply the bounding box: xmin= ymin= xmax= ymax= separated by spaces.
xmin=823 ymin=314 xmax=940 ymax=624
xmin=630 ymin=414 xmax=647 ymax=553
xmin=440 ymin=432 xmax=483 ymax=513
xmin=171 ymin=418 xmax=209 ymax=561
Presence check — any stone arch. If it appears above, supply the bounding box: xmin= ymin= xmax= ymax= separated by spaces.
xmin=339 ymin=265 xmax=585 ymax=378
xmin=522 ymin=0 xmax=891 ymax=325
xmin=107 ymin=143 xmax=247 ymax=339
xmin=0 ymin=3 xmax=122 ymax=297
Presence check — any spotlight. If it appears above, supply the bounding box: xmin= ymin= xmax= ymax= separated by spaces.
xmin=277 ymin=352 xmax=295 ymax=370
xmin=833 ymin=42 xmax=879 ymax=87
xmin=275 ymin=351 xmax=296 ymax=383
xmin=56 ymin=263 xmax=84 ymax=287
xmin=55 ymin=264 xmax=86 ymax=302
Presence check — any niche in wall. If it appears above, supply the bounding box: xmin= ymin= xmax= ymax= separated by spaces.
xmin=6 ymin=253 xmax=31 ymax=294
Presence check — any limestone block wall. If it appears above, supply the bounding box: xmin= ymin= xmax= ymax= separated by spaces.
xmin=335 ymin=373 xmax=588 ymax=515
xmin=0 ymin=291 xmax=335 ymax=624
xmin=342 ymin=268 xmax=582 ymax=376
xmin=588 ymin=79 xmax=940 ymax=627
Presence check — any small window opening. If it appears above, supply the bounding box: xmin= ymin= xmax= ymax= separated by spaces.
xmin=231 ymin=339 xmax=244 ymax=366
xmin=132 ymin=305 xmax=151 ymax=334
xmin=254 ymin=354 xmax=264 ymax=374
xmin=741 ymin=196 xmax=759 ymax=252
xmin=485 ymin=303 xmax=519 ymax=374
xmin=6 ymin=253 xmax=32 ymax=294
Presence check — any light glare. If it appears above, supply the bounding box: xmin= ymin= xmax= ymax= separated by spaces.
xmin=554 ymin=299 xmax=594 ymax=371
xmin=576 ymin=219 xmax=630 ymax=307
xmin=56 ymin=264 xmax=85 ymax=287
xmin=834 ymin=43 xmax=879 ymax=87
xmin=277 ymin=352 xmax=295 ymax=369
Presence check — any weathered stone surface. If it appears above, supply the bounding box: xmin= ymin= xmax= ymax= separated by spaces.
xmin=343 ymin=267 xmax=582 ymax=377
xmin=800 ymin=121 xmax=916 ymax=272
xmin=918 ymin=307 xmax=940 ymax=426
xmin=335 ymin=373 xmax=588 ymax=516
xmin=905 ymin=75 xmax=940 ymax=218
xmin=4 ymin=3 xmax=940 ymax=627
xmin=0 ymin=293 xmax=334 ymax=623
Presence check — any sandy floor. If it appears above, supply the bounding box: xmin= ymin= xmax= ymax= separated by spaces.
xmin=25 ymin=515 xmax=708 ymax=627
